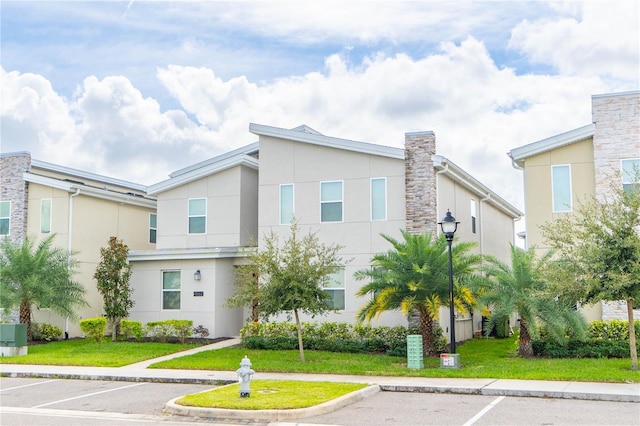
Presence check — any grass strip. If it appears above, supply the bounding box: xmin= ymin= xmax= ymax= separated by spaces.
xmin=0 ymin=339 xmax=197 ymax=367
xmin=176 ymin=380 xmax=368 ymax=409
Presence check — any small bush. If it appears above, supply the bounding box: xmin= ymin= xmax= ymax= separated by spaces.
xmin=31 ymin=323 xmax=62 ymax=342
xmin=80 ymin=317 xmax=107 ymax=342
xmin=533 ymin=337 xmax=638 ymax=358
xmin=589 ymin=320 xmax=640 ymax=340
xmin=193 ymin=325 xmax=210 ymax=339
xmin=120 ymin=319 xmax=143 ymax=341
xmin=145 ymin=319 xmax=193 ymax=343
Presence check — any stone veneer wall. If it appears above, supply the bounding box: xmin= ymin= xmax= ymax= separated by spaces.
xmin=404 ymin=131 xmax=437 ymax=236
xmin=592 ymin=91 xmax=640 ymax=200
xmin=0 ymin=152 xmax=31 ymax=244
xmin=591 ymin=91 xmax=640 ymax=321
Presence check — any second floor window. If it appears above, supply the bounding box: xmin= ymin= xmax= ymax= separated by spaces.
xmin=470 ymin=199 xmax=477 ymax=234
xmin=149 ymin=213 xmax=157 ymax=243
xmin=371 ymin=178 xmax=386 ymax=221
xmin=321 ymin=181 xmax=343 ymax=222
xmin=0 ymin=201 xmax=10 ymax=235
xmin=188 ymin=198 xmax=206 ymax=234
xmin=280 ymin=184 xmax=294 ymax=224
xmin=622 ymin=159 xmax=639 ymax=193
xmin=40 ymin=199 xmax=51 ymax=234
xmin=552 ymin=165 xmax=572 ymax=212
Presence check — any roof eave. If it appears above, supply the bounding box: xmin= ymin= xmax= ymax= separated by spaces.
xmin=508 ymin=124 xmax=595 ymax=163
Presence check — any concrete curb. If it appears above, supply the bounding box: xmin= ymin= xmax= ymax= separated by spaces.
xmin=163 ymin=384 xmax=381 ymax=421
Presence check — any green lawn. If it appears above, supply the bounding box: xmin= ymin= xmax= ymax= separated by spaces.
xmin=177 ymin=380 xmax=368 ymax=409
xmin=151 ymin=336 xmax=640 ymax=383
xmin=0 ymin=339 xmax=197 ymax=367
xmin=1 ymin=336 xmax=637 ymax=383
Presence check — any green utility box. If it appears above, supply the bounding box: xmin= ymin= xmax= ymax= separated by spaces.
xmin=0 ymin=323 xmax=28 ymax=357
xmin=406 ymin=334 xmax=424 ymax=369
xmin=440 ymin=353 xmax=460 ymax=369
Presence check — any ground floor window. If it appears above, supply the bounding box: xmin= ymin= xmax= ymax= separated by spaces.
xmin=162 ymin=270 xmax=181 ymax=310
xmin=323 ymin=269 xmax=345 ymax=310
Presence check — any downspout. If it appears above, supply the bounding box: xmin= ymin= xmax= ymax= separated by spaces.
xmin=479 ymin=193 xmax=491 ymax=257
xmin=66 ymin=188 xmax=80 ymax=340
xmin=435 ymin=163 xmax=449 ymax=225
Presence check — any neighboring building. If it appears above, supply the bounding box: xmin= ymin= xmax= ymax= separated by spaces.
xmin=0 ymin=152 xmax=156 ymax=337
xmin=508 ymin=90 xmax=640 ymax=321
xmin=129 ymin=124 xmax=522 ymax=341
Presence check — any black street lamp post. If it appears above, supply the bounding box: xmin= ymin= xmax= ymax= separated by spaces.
xmin=438 ymin=210 xmax=459 ymax=354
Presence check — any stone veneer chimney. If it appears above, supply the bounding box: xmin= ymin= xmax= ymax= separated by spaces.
xmin=0 ymin=152 xmax=31 ymax=243
xmin=405 ymin=131 xmax=437 ymax=236
xmin=592 ymin=91 xmax=640 ymax=200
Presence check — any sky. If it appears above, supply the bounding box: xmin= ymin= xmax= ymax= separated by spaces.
xmin=1 ymin=1 xmax=639 ymax=220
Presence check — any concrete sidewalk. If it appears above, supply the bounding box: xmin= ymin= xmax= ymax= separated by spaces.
xmin=1 ymin=337 xmax=638 ymax=411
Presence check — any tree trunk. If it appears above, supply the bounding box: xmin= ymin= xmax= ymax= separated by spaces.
xmin=19 ymin=300 xmax=32 ymax=340
xmin=294 ymin=309 xmax=305 ymax=362
xmin=419 ymin=311 xmax=436 ymax=356
xmin=627 ymin=299 xmax=638 ymax=371
xmin=518 ymin=318 xmax=533 ymax=358
xmin=111 ymin=317 xmax=119 ymax=342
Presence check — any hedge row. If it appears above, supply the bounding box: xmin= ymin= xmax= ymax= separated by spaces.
xmin=239 ymin=321 xmax=448 ymax=356
xmin=79 ymin=318 xmax=209 ymax=343
xmin=533 ymin=320 xmax=640 ymax=359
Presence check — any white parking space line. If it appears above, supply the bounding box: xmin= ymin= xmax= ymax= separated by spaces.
xmin=462 ymin=395 xmax=506 ymax=426
xmin=0 ymin=379 xmax=59 ymax=392
xmin=31 ymin=382 xmax=148 ymax=408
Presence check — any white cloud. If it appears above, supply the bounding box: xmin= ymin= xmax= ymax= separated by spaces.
xmin=509 ymin=1 xmax=639 ymax=86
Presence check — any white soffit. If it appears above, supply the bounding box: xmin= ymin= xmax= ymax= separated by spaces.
xmin=249 ymin=123 xmax=405 ymax=159
xmin=147 ymin=154 xmax=259 ymax=195
xmin=24 ymin=172 xmax=157 ymax=209
xmin=432 ymin=155 xmax=523 ymax=219
xmin=508 ymin=124 xmax=595 ymax=166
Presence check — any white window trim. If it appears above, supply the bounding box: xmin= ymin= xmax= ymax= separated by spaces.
xmin=40 ymin=198 xmax=52 ymax=234
xmin=188 ymin=198 xmax=207 ymax=234
xmin=320 ymin=180 xmax=344 ymax=223
xmin=323 ymin=268 xmax=345 ymax=310
xmin=621 ymin=158 xmax=640 ymax=185
xmin=149 ymin=213 xmax=157 ymax=243
xmin=370 ymin=177 xmax=387 ymax=221
xmin=279 ymin=183 xmax=295 ymax=225
xmin=161 ymin=270 xmax=181 ymax=311
xmin=551 ymin=164 xmax=572 ymax=213
xmin=470 ymin=199 xmax=477 ymax=234
xmin=0 ymin=200 xmax=10 ymax=236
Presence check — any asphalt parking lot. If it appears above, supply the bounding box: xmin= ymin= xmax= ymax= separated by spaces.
xmin=1 ymin=377 xmax=639 ymax=426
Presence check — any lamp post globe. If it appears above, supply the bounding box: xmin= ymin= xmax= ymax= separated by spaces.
xmin=438 ymin=210 xmax=459 ymax=354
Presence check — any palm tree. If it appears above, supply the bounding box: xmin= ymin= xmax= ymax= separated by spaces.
xmin=0 ymin=235 xmax=88 ymax=340
xmin=477 ymin=244 xmax=587 ymax=357
xmin=355 ymin=230 xmax=481 ymax=356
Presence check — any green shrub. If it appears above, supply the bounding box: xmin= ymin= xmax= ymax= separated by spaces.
xmin=80 ymin=317 xmax=107 ymax=342
xmin=120 ymin=319 xmax=143 ymax=341
xmin=145 ymin=319 xmax=193 ymax=343
xmin=31 ymin=323 xmax=62 ymax=341
xmin=533 ymin=337 xmax=637 ymax=358
xmin=589 ymin=320 xmax=640 ymax=340
xmin=240 ymin=321 xmax=448 ymax=356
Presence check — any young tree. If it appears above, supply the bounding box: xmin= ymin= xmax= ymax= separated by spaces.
xmin=0 ymin=235 xmax=87 ymax=340
xmin=477 ymin=245 xmax=588 ymax=357
xmin=94 ymin=236 xmax=134 ymax=342
xmin=541 ymin=178 xmax=640 ymax=370
xmin=354 ymin=230 xmax=481 ymax=356
xmin=228 ymin=223 xmax=347 ymax=362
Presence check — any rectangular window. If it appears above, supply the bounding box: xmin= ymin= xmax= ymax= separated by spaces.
xmin=40 ymin=199 xmax=52 ymax=234
xmin=323 ymin=269 xmax=345 ymax=310
xmin=470 ymin=199 xmax=477 ymax=234
xmin=149 ymin=213 xmax=157 ymax=243
xmin=622 ymin=159 xmax=639 ymax=192
xmin=321 ymin=181 xmax=343 ymax=222
xmin=162 ymin=271 xmax=181 ymax=310
xmin=0 ymin=201 xmax=9 ymax=235
xmin=188 ymin=198 xmax=206 ymax=234
xmin=371 ymin=178 xmax=386 ymax=221
xmin=552 ymin=165 xmax=572 ymax=212
xmin=280 ymin=184 xmax=294 ymax=224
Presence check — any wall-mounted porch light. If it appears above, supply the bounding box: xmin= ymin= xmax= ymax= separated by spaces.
xmin=194 ymin=269 xmax=201 ymax=281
